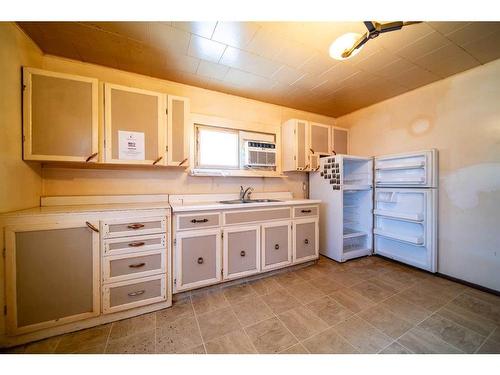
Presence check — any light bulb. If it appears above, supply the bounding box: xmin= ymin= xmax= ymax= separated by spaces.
xmin=329 ymin=32 xmax=364 ymax=60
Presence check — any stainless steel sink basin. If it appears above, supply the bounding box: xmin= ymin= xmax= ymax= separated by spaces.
xmin=219 ymin=199 xmax=282 ymax=204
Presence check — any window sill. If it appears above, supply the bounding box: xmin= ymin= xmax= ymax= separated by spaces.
xmin=188 ymin=168 xmax=286 ymax=178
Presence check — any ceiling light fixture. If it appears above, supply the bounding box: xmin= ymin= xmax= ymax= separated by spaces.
xmin=329 ymin=21 xmax=422 ymax=61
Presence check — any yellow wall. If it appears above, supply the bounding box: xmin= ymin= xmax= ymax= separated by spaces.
xmin=38 ymin=54 xmax=337 ymax=199
xmin=0 ymin=23 xmax=43 ymax=213
xmin=337 ymin=59 xmax=500 ymax=291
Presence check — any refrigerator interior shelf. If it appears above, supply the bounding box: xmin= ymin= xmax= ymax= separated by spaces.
xmin=375 ymin=161 xmax=425 ymax=170
xmin=343 ymin=184 xmax=372 ymax=191
xmin=374 ymin=229 xmax=424 ymax=245
xmin=375 ymin=177 xmax=425 ymax=184
xmin=374 ymin=209 xmax=423 ymax=222
xmin=343 ymin=227 xmax=367 ymax=239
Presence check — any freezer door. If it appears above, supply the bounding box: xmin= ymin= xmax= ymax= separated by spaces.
xmin=373 ymin=188 xmax=437 ymax=272
xmin=374 ymin=149 xmax=437 ymax=188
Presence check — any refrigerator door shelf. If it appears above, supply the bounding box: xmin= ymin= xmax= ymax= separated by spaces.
xmin=375 ymin=149 xmax=437 ymax=188
xmin=374 ymin=229 xmax=424 ymax=246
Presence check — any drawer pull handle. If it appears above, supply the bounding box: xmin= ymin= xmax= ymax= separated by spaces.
xmin=191 ymin=218 xmax=208 ymax=224
xmin=129 ymin=262 xmax=146 ymax=268
xmin=240 ymin=251 xmax=246 ymax=257
xmin=128 ymin=290 xmax=145 ymax=297
xmin=85 ymin=221 xmax=99 ymax=233
xmin=127 ymin=223 xmax=145 ymax=230
xmin=197 ymin=257 xmax=204 ymax=264
xmin=85 ymin=152 xmax=98 ymax=162
xmin=301 ymin=209 xmax=312 ymax=213
xmin=304 ymin=239 xmax=309 ymax=245
xmin=274 ymin=244 xmax=280 ymax=250
xmin=128 ymin=241 xmax=145 ymax=247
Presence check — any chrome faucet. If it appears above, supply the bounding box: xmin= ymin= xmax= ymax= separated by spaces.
xmin=240 ymin=186 xmax=254 ymax=200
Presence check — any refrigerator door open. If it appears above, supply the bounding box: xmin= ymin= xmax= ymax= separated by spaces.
xmin=375 ymin=149 xmax=437 ymax=188
xmin=373 ymin=188 xmax=437 ymax=272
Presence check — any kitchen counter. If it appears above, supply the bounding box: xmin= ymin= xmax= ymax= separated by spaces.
xmin=169 ymin=192 xmax=320 ymax=212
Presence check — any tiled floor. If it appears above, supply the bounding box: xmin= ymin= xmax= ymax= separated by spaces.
xmin=5 ymin=256 xmax=500 ymax=354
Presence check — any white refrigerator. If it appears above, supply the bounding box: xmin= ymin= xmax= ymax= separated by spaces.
xmin=310 ymin=149 xmax=438 ymax=272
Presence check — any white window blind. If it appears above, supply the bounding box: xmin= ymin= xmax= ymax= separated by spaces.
xmin=196 ymin=126 xmax=239 ymax=169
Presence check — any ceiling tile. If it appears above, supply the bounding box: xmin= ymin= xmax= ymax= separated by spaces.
xmin=290 ymin=72 xmax=328 ymax=89
xmin=354 ymin=49 xmax=401 ymax=74
xmin=148 ymin=23 xmax=191 ymax=54
xmin=220 ymin=46 xmax=281 ymax=78
xmin=271 ymin=65 xmax=305 ymax=85
xmin=462 ymin=30 xmax=500 ymax=64
xmin=212 ymin=21 xmax=260 ymax=48
xmin=375 ymin=22 xmax=434 ymax=51
xmin=374 ymin=58 xmax=415 ymax=79
xmin=188 ymin=35 xmax=226 ymax=63
xmin=396 ymin=31 xmax=452 ymax=61
xmin=390 ymin=66 xmax=440 ymax=90
xmin=298 ymin=52 xmax=338 ymax=76
xmin=164 ymin=53 xmax=200 ymax=74
xmin=320 ymin=63 xmax=360 ymax=84
xmin=415 ymin=44 xmax=480 ymax=78
xmin=196 ymin=60 xmax=229 ymax=80
xmin=277 ymin=38 xmax=315 ymax=69
xmin=428 ymin=21 xmax=470 ymax=35
xmin=445 ymin=22 xmax=500 ymax=46
xmin=171 ymin=21 xmax=217 ymax=39
xmin=245 ymin=28 xmax=284 ymax=60
xmin=223 ymin=68 xmax=274 ymax=90
xmin=85 ymin=22 xmax=150 ymax=44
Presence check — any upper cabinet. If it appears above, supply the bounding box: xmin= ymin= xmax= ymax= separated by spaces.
xmin=22 ymin=68 xmax=99 ymax=162
xmin=282 ymin=119 xmax=348 ymax=172
xmin=166 ymin=96 xmax=190 ymax=167
xmin=104 ymin=83 xmax=166 ymax=165
xmin=332 ymin=127 xmax=349 ymax=155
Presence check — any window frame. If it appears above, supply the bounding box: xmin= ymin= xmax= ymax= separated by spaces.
xmin=195 ymin=124 xmax=241 ymax=170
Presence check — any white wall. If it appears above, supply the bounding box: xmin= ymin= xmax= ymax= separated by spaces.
xmin=337 ymin=59 xmax=500 ymax=291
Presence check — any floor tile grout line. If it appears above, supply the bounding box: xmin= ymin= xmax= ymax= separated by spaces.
xmin=190 ymin=294 xmax=208 ymax=354
xmin=103 ymin=323 xmax=113 ymax=354
xmin=474 ymin=327 xmax=497 ymax=354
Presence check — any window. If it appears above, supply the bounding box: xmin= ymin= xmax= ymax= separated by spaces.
xmin=196 ymin=125 xmax=239 ymax=169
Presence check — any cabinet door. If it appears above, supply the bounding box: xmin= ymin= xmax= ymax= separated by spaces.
xmin=223 ymin=225 xmax=260 ymax=280
xmin=309 ymin=122 xmax=331 ymax=156
xmin=167 ymin=95 xmax=190 ymax=167
xmin=4 ymin=221 xmax=100 ymax=335
xmin=261 ymin=221 xmax=292 ymax=271
xmin=293 ymin=219 xmax=319 ymax=263
xmin=23 ymin=68 xmax=99 ymax=162
xmin=175 ymin=229 xmax=222 ymax=292
xmin=295 ymin=120 xmax=308 ymax=170
xmin=104 ymin=83 xmax=166 ymax=165
xmin=332 ymin=127 xmax=348 ymax=155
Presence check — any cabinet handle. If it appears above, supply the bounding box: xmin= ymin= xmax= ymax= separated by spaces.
xmin=129 ymin=262 xmax=146 ymax=268
xmin=128 ymin=290 xmax=145 ymax=297
xmin=85 ymin=152 xmax=98 ymax=162
xmin=274 ymin=244 xmax=280 ymax=250
xmin=191 ymin=218 xmax=208 ymax=224
xmin=178 ymin=158 xmax=188 ymax=166
xmin=128 ymin=241 xmax=145 ymax=247
xmin=240 ymin=251 xmax=246 ymax=257
xmin=304 ymin=239 xmax=309 ymax=245
xmin=153 ymin=156 xmax=163 ymax=165
xmin=85 ymin=221 xmax=99 ymax=233
xmin=127 ymin=223 xmax=145 ymax=230
xmin=309 ymin=148 xmax=315 ymax=154
xmin=197 ymin=257 xmax=204 ymax=264
xmin=304 ymin=164 xmax=309 ymax=170
xmin=332 ymin=150 xmax=337 ymax=155
xmin=301 ymin=209 xmax=312 ymax=213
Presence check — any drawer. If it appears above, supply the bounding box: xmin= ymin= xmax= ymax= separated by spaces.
xmin=176 ymin=212 xmax=220 ymax=231
xmin=103 ymin=233 xmax=166 ymax=256
xmin=101 ymin=216 xmax=167 ymax=238
xmin=224 ymin=207 xmax=291 ymax=225
xmin=103 ymin=249 xmax=165 ymax=284
xmin=103 ymin=274 xmax=166 ymax=314
xmin=293 ymin=206 xmax=319 ymax=218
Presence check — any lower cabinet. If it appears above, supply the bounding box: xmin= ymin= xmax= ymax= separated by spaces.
xmin=175 ymin=228 xmax=222 ymax=292
xmin=293 ymin=218 xmax=319 ymax=263
xmin=261 ymin=221 xmax=292 ymax=271
xmin=4 ymin=221 xmax=100 ymax=335
xmin=223 ymin=225 xmax=260 ymax=280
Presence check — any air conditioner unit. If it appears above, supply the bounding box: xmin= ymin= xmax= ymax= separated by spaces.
xmin=243 ymin=140 xmax=276 ymax=168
